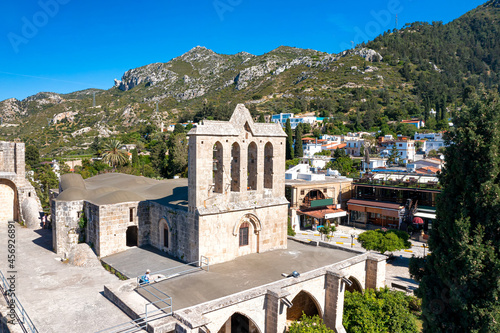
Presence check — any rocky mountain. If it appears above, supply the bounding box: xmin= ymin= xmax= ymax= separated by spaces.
xmin=1 ymin=1 xmax=498 ymax=157
xmin=112 ymin=46 xmax=382 ymax=102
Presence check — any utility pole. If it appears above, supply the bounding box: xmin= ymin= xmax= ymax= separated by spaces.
xmin=396 ymin=14 xmax=398 ymax=30
xmin=351 ymin=41 xmax=354 ymax=50
xmin=93 ymin=92 xmax=96 ymax=107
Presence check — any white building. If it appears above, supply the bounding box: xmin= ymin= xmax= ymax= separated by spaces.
xmin=380 ymin=140 xmax=416 ymax=163
xmin=285 ymin=163 xmax=326 ymax=181
xmin=414 ymin=132 xmax=446 ymax=154
xmin=271 ymin=113 xmax=322 ymax=129
xmin=362 ymin=158 xmax=387 ymax=170
xmin=345 ymin=138 xmax=365 ymax=157
xmin=303 ymin=141 xmax=323 ymax=157
xmin=270 ymin=113 xmax=293 ymax=125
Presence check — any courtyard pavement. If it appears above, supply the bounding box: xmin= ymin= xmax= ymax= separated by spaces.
xmin=0 ymin=223 xmax=133 ymax=333
xmin=135 ymin=240 xmax=357 ymax=311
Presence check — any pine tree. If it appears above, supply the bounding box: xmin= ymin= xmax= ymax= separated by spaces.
xmin=285 ymin=119 xmax=294 ymax=160
xmin=131 ymin=149 xmax=139 ymax=169
xmin=294 ymin=124 xmax=304 ymax=158
xmin=387 ymin=144 xmax=399 ymax=165
xmin=414 ymin=89 xmax=500 ymax=332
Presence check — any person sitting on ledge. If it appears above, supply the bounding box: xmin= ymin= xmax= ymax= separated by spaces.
xmin=140 ymin=269 xmax=151 ymax=284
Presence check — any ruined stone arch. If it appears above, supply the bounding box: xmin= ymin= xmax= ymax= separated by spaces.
xmin=247 ymin=142 xmax=257 ymax=191
xmin=213 ymin=141 xmax=224 ymax=193
xmin=0 ymin=178 xmax=19 ymax=222
xmin=216 ymin=311 xmax=262 ymax=333
xmin=159 ymin=217 xmax=172 ymax=251
xmin=264 ymin=142 xmax=273 ymax=189
xmin=286 ymin=290 xmax=323 ymax=321
xmin=232 ymin=213 xmax=261 ymax=236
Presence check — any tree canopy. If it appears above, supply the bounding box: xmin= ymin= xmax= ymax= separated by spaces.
xmin=102 ymin=140 xmax=128 ymax=168
xmin=357 ymin=229 xmax=411 ymax=254
xmin=411 ymin=89 xmax=500 ymax=332
xmin=289 ymin=314 xmax=333 ymax=333
xmin=25 ymin=144 xmax=40 ymax=168
xmin=285 ymin=118 xmax=294 ymax=160
xmin=294 ymin=124 xmax=304 ymax=158
xmin=343 ymin=288 xmax=419 ymax=333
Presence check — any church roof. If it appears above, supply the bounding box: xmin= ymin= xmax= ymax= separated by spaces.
xmin=56 ymin=173 xmax=188 ymax=210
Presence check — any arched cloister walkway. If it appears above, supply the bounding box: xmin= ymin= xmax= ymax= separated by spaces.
xmin=217 ymin=312 xmax=262 ymax=333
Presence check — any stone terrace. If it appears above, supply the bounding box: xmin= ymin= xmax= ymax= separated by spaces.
xmin=106 ymin=239 xmax=357 ymax=312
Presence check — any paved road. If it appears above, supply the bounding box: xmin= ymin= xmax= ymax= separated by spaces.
xmin=293 ymin=225 xmax=425 ymax=292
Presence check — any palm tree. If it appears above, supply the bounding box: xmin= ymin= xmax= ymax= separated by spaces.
xmin=102 ymin=140 xmax=128 ymax=169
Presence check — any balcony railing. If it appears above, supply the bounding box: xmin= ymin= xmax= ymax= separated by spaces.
xmin=355 ymin=194 xmax=435 ymax=207
xmin=353 ymin=178 xmax=441 ymax=190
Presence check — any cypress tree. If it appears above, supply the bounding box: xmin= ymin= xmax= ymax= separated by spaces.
xmin=414 ymin=89 xmax=500 ymax=332
xmin=294 ymin=124 xmax=304 ymax=158
xmin=285 ymin=119 xmax=294 ymax=160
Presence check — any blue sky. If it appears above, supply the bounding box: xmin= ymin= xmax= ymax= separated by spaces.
xmin=0 ymin=0 xmax=486 ymax=101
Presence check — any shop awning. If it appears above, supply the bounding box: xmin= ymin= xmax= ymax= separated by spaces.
xmin=297 ymin=208 xmax=347 ymax=220
xmin=347 ymin=199 xmax=403 ymax=218
xmin=414 ymin=212 xmax=436 ymax=220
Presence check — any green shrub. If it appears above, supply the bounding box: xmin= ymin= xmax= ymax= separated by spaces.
xmin=343 ymin=288 xmax=419 ymax=333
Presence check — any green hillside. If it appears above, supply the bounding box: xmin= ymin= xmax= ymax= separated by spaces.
xmin=0 ymin=0 xmax=498 ymax=158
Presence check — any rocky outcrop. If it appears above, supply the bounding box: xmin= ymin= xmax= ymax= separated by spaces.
xmin=53 ymin=111 xmax=78 ymax=123
xmin=341 ymin=48 xmax=383 ymax=62
xmin=0 ymin=98 xmax=26 ymax=121
xmin=114 ymin=63 xmax=178 ymax=91
xmin=112 ymin=45 xmax=348 ymax=99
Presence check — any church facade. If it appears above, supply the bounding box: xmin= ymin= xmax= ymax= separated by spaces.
xmin=52 ymin=105 xmax=288 ymax=264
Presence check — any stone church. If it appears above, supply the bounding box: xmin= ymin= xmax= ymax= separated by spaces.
xmin=0 ymin=141 xmax=42 ymax=227
xmin=52 ymin=104 xmax=288 ymax=264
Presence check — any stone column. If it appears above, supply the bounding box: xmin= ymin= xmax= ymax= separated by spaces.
xmin=324 ymin=271 xmax=347 ymax=333
xmin=264 ymin=289 xmax=280 ymax=332
xmin=366 ymin=254 xmax=387 ymax=289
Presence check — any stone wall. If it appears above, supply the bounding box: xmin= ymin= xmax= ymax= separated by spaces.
xmin=189 ymin=135 xmax=286 ymax=210
xmin=0 ymin=141 xmax=42 ymax=225
xmin=92 ymin=201 xmax=149 ymax=258
xmin=149 ymin=202 xmax=197 ymax=263
xmin=198 ymin=204 xmax=288 ymax=264
xmin=51 ymin=199 xmax=84 ymax=257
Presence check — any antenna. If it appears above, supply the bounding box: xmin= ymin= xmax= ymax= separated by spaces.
xmin=93 ymin=92 xmax=96 ymax=107
xmin=395 ymin=15 xmax=398 ymax=30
